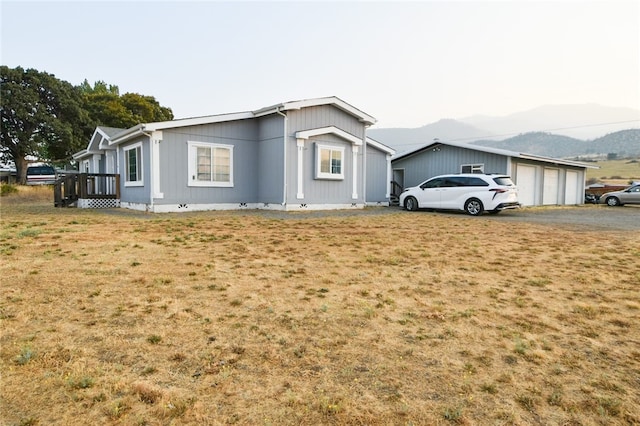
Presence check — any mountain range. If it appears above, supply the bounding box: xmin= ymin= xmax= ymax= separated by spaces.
xmin=368 ymin=104 xmax=640 ymax=158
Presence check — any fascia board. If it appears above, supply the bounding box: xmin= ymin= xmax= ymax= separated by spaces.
xmin=284 ymin=97 xmax=376 ymax=125
xmin=109 ymin=125 xmax=146 ymax=146
xmin=366 ymin=137 xmax=395 ymax=155
xmin=143 ymin=111 xmax=254 ymax=131
xmin=254 ymin=97 xmax=376 ymax=125
xmin=517 ymin=154 xmax=598 ymax=169
xmin=72 ymin=149 xmax=88 ymax=160
xmin=296 ymin=126 xmax=363 ymax=146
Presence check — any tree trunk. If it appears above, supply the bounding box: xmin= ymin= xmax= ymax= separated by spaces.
xmin=15 ymin=156 xmax=28 ymax=185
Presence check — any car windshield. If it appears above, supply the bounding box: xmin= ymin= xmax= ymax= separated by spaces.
xmin=493 ymin=177 xmax=514 ymax=186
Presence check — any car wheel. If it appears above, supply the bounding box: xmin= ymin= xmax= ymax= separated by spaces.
xmin=405 ymin=197 xmax=419 ymax=211
xmin=605 ymin=197 xmax=621 ymax=207
xmin=464 ymin=198 xmax=484 ymax=216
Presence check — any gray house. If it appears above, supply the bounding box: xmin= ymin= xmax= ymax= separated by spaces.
xmin=73 ymin=97 xmax=395 ymax=212
xmin=391 ymin=140 xmax=596 ymax=206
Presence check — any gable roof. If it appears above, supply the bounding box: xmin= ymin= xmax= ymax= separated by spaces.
xmin=73 ymin=126 xmax=124 ymax=160
xmin=392 ymin=139 xmax=597 ymax=169
xmin=108 ymin=96 xmax=376 ymax=145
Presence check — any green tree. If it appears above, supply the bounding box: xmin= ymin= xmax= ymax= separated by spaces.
xmin=79 ymin=80 xmax=173 ymax=129
xmin=1 ymin=66 xmax=90 ymax=183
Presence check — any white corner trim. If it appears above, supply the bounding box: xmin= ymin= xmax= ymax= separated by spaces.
xmin=151 ymin=134 xmax=163 ymax=199
xmin=296 ymin=139 xmax=305 ymax=199
xmin=352 ymin=146 xmax=359 ymax=199
xmin=296 ymin=126 xmax=363 ymax=146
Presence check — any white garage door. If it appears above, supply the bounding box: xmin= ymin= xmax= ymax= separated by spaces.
xmin=543 ymin=168 xmax=559 ymax=205
xmin=565 ymin=170 xmax=579 ymax=205
xmin=516 ymin=164 xmax=536 ymax=206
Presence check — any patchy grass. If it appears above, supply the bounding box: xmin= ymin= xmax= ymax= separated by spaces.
xmin=586 ymin=158 xmax=640 ymax=183
xmin=1 ymin=191 xmax=639 ymax=425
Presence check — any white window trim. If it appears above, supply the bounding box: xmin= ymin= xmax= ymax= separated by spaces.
xmin=124 ymin=142 xmax=144 ymax=187
xmin=187 ymin=141 xmax=234 ymax=187
xmin=315 ymin=143 xmax=345 ymax=180
xmin=461 ymin=163 xmax=485 ymax=174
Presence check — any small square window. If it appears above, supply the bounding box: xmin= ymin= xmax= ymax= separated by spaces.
xmin=461 ymin=164 xmax=484 ymax=174
xmin=316 ymin=144 xmax=345 ymax=180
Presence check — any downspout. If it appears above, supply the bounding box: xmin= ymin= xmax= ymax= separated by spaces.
xmin=276 ymin=108 xmax=287 ymax=207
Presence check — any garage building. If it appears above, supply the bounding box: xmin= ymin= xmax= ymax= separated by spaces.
xmin=391 ymin=140 xmax=596 ymax=207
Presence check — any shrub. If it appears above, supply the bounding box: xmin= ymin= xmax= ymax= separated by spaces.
xmin=0 ymin=184 xmax=18 ymax=197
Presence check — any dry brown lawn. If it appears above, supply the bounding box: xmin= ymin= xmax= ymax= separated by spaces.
xmin=1 ymin=186 xmax=639 ymax=425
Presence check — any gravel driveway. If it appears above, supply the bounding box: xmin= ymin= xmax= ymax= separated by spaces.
xmin=264 ymin=204 xmax=640 ymax=232
xmin=479 ymin=204 xmax=639 ymax=231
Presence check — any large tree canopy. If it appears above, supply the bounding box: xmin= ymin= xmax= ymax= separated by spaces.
xmin=1 ymin=66 xmax=90 ymax=183
xmin=78 ymin=79 xmax=174 ymax=129
xmin=1 ymin=67 xmax=174 ymax=183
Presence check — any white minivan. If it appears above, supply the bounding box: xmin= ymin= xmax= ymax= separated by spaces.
xmin=399 ymin=173 xmax=520 ymax=216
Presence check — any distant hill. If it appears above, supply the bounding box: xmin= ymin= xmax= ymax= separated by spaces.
xmin=472 ymin=129 xmax=640 ymax=158
xmin=368 ymin=104 xmax=640 ymax=157
xmin=368 ymin=119 xmax=491 ymax=155
xmin=471 ymin=133 xmax=586 ymax=158
xmin=461 ymin=104 xmax=640 ymax=140
xmin=589 ymin=129 xmax=640 ymax=157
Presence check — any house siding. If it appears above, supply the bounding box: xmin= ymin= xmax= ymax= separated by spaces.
xmin=285 ymin=105 xmax=366 ymax=205
xmin=75 ymin=98 xmax=390 ymax=212
xmin=119 ymin=137 xmax=152 ymax=204
xmin=257 ymin=115 xmax=285 ymax=204
xmin=393 ymin=145 xmax=509 ymax=188
xmin=155 ymin=120 xmax=260 ymax=205
xmin=366 ymin=146 xmax=390 ymax=204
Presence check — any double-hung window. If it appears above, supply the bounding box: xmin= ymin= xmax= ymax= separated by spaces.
xmin=124 ymin=143 xmax=143 ymax=186
xmin=188 ymin=141 xmax=233 ymax=187
xmin=315 ymin=144 xmax=345 ymax=180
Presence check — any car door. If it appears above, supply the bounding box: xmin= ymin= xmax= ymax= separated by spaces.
xmin=620 ymin=185 xmax=640 ymax=204
xmin=439 ymin=177 xmax=468 ymax=209
xmin=417 ymin=178 xmax=445 ymax=208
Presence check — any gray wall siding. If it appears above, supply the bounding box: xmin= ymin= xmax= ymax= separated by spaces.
xmin=366 ymin=146 xmax=389 ymax=203
xmin=393 ymin=145 xmax=509 ymax=188
xmin=307 ymin=134 xmax=358 ymax=204
xmin=257 ymin=115 xmax=285 ymax=204
xmin=284 ymin=105 xmax=366 ymax=204
xmin=118 ymin=137 xmax=152 ymax=204
xmin=157 ymin=120 xmax=260 ymax=205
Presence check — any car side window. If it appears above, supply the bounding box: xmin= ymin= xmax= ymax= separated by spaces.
xmin=421 ymin=178 xmax=444 ymax=189
xmin=447 ymin=177 xmax=466 ymax=187
xmin=467 ymin=177 xmax=489 ymax=186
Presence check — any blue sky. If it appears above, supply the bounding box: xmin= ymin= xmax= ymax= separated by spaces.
xmin=1 ymin=0 xmax=639 ymax=128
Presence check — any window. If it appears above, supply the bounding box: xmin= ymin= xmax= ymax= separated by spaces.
xmin=467 ymin=177 xmax=490 ymax=186
xmin=461 ymin=164 xmax=484 ymax=174
xmin=315 ymin=144 xmax=344 ymax=180
xmin=421 ymin=178 xmax=445 ymax=189
xmin=124 ymin=143 xmax=143 ymax=186
xmin=188 ymin=141 xmax=233 ymax=187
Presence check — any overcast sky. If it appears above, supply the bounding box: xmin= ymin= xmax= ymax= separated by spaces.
xmin=2 ymin=0 xmax=639 ymax=128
